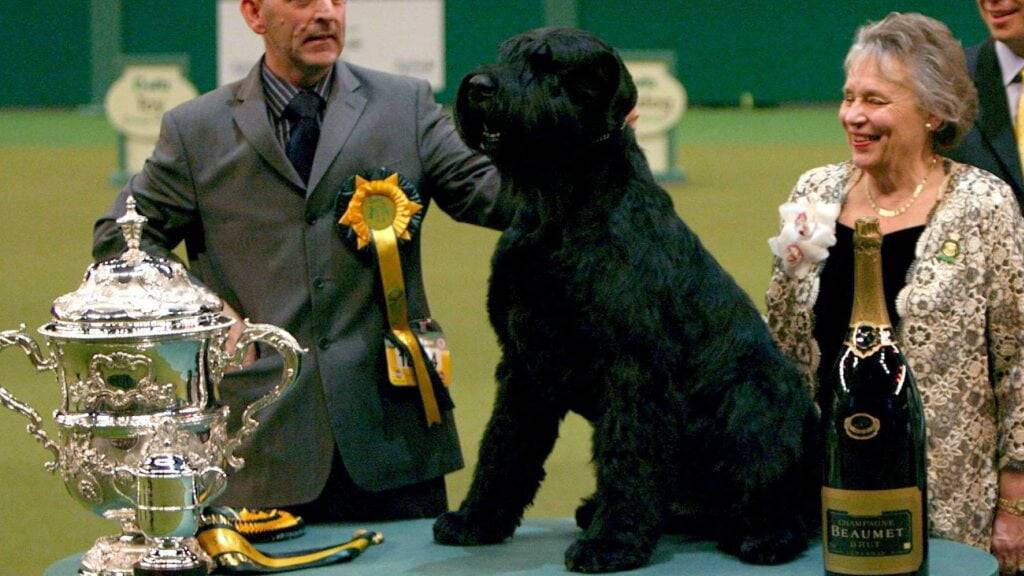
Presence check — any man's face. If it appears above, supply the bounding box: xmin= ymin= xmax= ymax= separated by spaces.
xmin=978 ymin=0 xmax=1024 ymax=54
xmin=241 ymin=0 xmax=346 ymax=86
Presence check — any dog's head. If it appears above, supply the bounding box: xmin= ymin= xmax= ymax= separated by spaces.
xmin=456 ymin=27 xmax=637 ymax=171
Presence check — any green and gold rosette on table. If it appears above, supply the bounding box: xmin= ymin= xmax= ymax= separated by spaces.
xmin=336 ymin=169 xmax=445 ymax=427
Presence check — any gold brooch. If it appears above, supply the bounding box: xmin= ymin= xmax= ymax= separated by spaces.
xmin=936 ymin=232 xmax=961 ymax=264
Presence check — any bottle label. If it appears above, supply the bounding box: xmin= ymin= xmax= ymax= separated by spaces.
xmin=822 ymin=486 xmax=924 ymax=574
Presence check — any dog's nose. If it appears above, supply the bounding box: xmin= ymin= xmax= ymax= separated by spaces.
xmin=467 ymin=74 xmax=498 ymax=102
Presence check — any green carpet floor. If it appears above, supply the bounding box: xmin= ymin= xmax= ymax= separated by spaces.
xmin=0 ymin=107 xmax=846 ymax=574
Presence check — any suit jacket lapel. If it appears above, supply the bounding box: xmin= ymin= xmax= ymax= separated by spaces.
xmin=232 ymin=62 xmax=306 ymax=190
xmin=975 ymin=40 xmax=1024 ymax=190
xmin=307 ymin=62 xmax=367 ymax=197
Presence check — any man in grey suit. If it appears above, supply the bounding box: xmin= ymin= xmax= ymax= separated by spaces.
xmin=947 ymin=0 xmax=1024 ymax=204
xmin=93 ymin=0 xmax=505 ymax=520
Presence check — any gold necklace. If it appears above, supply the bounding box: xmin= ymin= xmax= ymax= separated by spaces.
xmin=865 ymin=156 xmax=938 ymax=218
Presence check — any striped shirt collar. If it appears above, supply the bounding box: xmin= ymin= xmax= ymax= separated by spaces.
xmin=260 ymin=60 xmax=334 ymax=119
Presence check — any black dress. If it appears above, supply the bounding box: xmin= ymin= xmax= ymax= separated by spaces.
xmin=812 ymin=222 xmax=924 ymax=408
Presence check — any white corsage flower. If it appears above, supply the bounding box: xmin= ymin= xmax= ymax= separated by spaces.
xmin=768 ymin=197 xmax=840 ymax=278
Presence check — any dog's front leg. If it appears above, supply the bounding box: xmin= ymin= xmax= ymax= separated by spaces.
xmin=434 ymin=359 xmax=565 ymax=545
xmin=565 ymin=363 xmax=669 ymax=573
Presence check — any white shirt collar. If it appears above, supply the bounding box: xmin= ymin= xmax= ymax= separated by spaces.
xmin=996 ymin=40 xmax=1024 ymax=86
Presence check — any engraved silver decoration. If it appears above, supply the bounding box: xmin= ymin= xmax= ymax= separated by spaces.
xmin=0 ymin=196 xmax=304 ymax=576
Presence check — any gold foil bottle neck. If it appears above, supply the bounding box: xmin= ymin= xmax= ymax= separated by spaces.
xmin=849 ymin=217 xmax=892 ymax=329
xmin=853 ymin=217 xmax=882 ymax=252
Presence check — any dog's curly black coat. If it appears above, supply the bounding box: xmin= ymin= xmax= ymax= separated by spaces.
xmin=433 ymin=27 xmax=819 ymax=573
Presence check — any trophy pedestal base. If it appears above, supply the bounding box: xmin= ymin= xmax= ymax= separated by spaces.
xmin=78 ymin=535 xmax=211 ymax=576
xmin=132 ymin=538 xmax=210 ymax=576
xmin=79 ymin=533 xmax=149 ymax=576
xmin=134 ymin=566 xmax=206 ymax=576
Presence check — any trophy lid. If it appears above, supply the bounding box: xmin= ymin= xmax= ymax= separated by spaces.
xmin=41 ymin=196 xmax=231 ymax=339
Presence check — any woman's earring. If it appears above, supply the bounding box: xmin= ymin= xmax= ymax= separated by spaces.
xmin=925 ymin=122 xmax=934 ymax=130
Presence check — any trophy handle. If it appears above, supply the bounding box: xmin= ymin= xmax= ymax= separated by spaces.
xmin=197 ymin=466 xmax=227 ymax=505
xmin=111 ymin=465 xmax=139 ymax=505
xmin=0 ymin=326 xmax=61 ymax=472
xmin=222 ymin=322 xmax=304 ymax=470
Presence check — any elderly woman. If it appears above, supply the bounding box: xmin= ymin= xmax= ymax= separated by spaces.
xmin=765 ymin=12 xmax=1024 ymax=571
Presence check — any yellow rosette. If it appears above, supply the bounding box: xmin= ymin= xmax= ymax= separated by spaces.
xmin=337 ymin=172 xmax=443 ymax=426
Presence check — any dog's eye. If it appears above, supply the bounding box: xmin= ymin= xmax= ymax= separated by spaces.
xmin=517 ymin=69 xmax=540 ymax=89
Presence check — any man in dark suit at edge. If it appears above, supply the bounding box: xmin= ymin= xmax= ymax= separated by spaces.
xmin=948 ymin=2 xmax=1024 ymax=569
xmin=93 ymin=0 xmax=505 ymax=521
xmin=948 ymin=0 xmax=1024 ymax=203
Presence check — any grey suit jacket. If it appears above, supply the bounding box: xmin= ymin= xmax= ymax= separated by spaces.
xmin=93 ymin=60 xmax=504 ymax=506
xmin=947 ymin=39 xmax=1024 ymax=204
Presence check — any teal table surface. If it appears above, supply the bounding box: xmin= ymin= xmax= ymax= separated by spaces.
xmin=46 ymin=518 xmax=997 ymax=575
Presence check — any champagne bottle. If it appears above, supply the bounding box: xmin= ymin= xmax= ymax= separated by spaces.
xmin=822 ymin=217 xmax=928 ymax=576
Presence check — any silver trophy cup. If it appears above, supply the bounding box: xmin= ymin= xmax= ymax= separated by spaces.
xmin=115 ymin=452 xmax=226 ymax=576
xmin=0 ymin=197 xmax=304 ymax=576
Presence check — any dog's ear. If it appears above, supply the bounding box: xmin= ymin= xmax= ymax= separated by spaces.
xmin=611 ymin=55 xmax=638 ymax=125
xmin=595 ymin=49 xmax=637 ymax=125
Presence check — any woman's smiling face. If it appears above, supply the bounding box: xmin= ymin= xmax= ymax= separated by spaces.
xmin=838 ymin=56 xmax=935 ymax=174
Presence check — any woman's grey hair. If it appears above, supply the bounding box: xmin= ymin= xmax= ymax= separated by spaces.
xmin=845 ymin=12 xmax=978 ymax=150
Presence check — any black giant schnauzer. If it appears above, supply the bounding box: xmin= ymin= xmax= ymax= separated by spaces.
xmin=433 ymin=27 xmax=818 ymax=573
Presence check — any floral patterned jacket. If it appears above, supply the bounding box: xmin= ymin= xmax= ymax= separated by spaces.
xmin=766 ymin=160 xmax=1024 ymax=549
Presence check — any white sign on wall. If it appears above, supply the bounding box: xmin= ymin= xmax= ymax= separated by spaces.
xmin=106 ymin=64 xmax=199 ymax=177
xmin=217 ymin=0 xmax=445 ymax=90
xmin=624 ymin=58 xmax=687 ymax=181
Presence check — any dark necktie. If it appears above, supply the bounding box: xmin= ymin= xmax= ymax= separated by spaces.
xmin=282 ymin=90 xmax=324 ymax=184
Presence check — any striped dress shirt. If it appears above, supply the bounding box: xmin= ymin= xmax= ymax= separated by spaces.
xmin=260 ymin=62 xmax=334 ymax=148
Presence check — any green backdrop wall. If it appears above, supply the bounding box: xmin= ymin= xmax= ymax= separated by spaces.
xmin=0 ymin=1 xmax=992 ymax=108
xmin=580 ymin=1 xmax=990 ymax=105
xmin=0 ymin=2 xmax=94 ymax=106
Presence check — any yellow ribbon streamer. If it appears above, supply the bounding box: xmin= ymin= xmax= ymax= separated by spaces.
xmin=198 ymin=525 xmax=382 ymax=570
xmin=339 ymin=175 xmax=441 ymax=426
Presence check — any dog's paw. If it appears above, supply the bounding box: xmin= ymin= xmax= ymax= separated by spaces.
xmin=574 ymin=497 xmax=598 ymax=530
xmin=564 ymin=537 xmax=653 ymax=573
xmin=727 ymin=527 xmax=807 ymax=565
xmin=433 ymin=510 xmax=515 ymax=546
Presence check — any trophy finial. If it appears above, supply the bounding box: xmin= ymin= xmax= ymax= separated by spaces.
xmin=116 ymin=195 xmax=148 ymax=264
